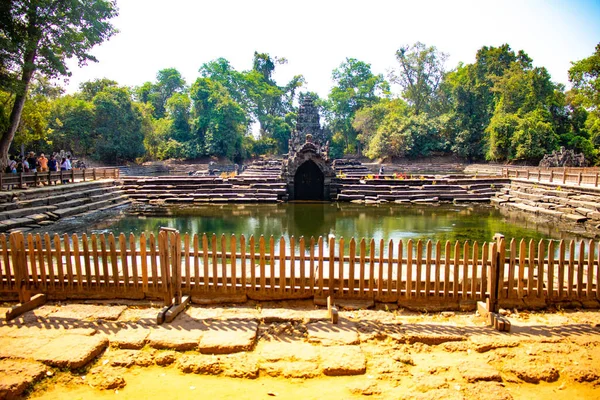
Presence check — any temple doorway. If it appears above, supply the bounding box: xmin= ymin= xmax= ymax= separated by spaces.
xmin=294 ymin=160 xmax=324 ymax=200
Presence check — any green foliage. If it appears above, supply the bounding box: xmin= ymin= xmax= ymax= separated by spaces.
xmin=326 ymin=58 xmax=389 ymax=155
xmin=48 ymin=95 xmax=96 ymax=155
xmin=136 ymin=68 xmax=187 ymax=119
xmin=92 ymin=86 xmax=145 ymax=163
xmin=0 ymin=0 xmax=118 ymax=165
xmin=190 ymin=77 xmax=247 ymax=160
xmin=391 ymin=42 xmax=448 ymax=116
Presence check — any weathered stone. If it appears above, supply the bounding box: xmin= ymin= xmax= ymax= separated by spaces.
xmin=108 ymin=349 xmax=138 ymax=368
xmin=508 ymin=364 xmax=559 ymax=383
xmin=0 ymin=359 xmax=47 ymax=399
xmin=198 ymin=319 xmax=258 ymax=354
xmin=177 ymin=354 xmax=222 ymax=375
xmin=35 ymin=334 xmax=108 ymax=369
xmin=146 ymin=328 xmax=201 ymax=351
xmin=464 ymin=382 xmax=513 ymax=400
xmin=109 ymin=328 xmax=149 ymax=349
xmin=154 ymin=351 xmax=178 ymax=366
xmin=87 ymin=366 xmax=127 ymax=390
xmin=459 ymin=363 xmax=502 ymax=383
xmin=321 ymin=345 xmax=366 ymax=376
xmin=258 ymin=341 xmax=319 ymax=363
xmin=306 ymin=319 xmax=359 ymax=346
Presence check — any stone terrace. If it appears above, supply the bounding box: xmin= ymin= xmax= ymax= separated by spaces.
xmin=122 ymin=176 xmax=288 ymax=204
xmin=493 ymin=179 xmax=600 ymax=227
xmin=332 ymin=177 xmax=510 ymax=204
xmin=0 ymin=180 xmax=129 ymax=233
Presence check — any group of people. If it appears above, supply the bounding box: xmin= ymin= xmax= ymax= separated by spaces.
xmin=5 ymin=152 xmax=72 ymax=174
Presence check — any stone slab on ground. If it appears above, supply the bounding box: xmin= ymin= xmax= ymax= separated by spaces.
xmin=306 ymin=318 xmax=359 ymax=346
xmin=459 ymin=363 xmax=502 ymax=383
xmin=321 ymin=345 xmax=366 ymax=376
xmin=0 ymin=337 xmax=53 ymax=359
xmin=258 ymin=341 xmax=319 ymax=362
xmin=109 ymin=327 xmax=150 ymax=349
xmin=146 ymin=327 xmax=202 ymax=351
xmin=176 ymin=354 xmax=223 ymax=375
xmin=506 ymin=363 xmax=559 ymax=383
xmin=198 ymin=319 xmax=258 ymax=354
xmin=463 ymin=382 xmax=514 ymax=400
xmin=48 ymin=304 xmax=127 ymax=321
xmin=0 ymin=359 xmax=48 ymax=399
xmin=261 ymin=361 xmax=321 ymax=378
xmin=35 ymin=334 xmax=109 ymax=369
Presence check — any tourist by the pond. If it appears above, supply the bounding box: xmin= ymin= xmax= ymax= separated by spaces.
xmin=27 ymin=152 xmax=38 ymax=173
xmin=38 ymin=153 xmax=48 ymax=172
xmin=48 ymin=154 xmax=57 ymax=172
xmin=22 ymin=158 xmax=29 ymax=173
xmin=66 ymin=155 xmax=72 ymax=170
xmin=60 ymin=157 xmax=69 ymax=183
xmin=5 ymin=156 xmax=17 ymax=174
xmin=379 ymin=165 xmax=384 ymax=176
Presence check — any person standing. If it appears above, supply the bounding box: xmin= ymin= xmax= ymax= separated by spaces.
xmin=60 ymin=157 xmax=69 ymax=184
xmin=66 ymin=155 xmax=72 ymax=170
xmin=27 ymin=152 xmax=38 ymax=173
xmin=38 ymin=153 xmax=48 ymax=172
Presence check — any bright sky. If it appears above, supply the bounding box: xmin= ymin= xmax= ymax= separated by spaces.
xmin=65 ymin=0 xmax=600 ymax=98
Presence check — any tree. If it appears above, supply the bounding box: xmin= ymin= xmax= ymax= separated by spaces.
xmin=136 ymin=68 xmax=187 ymax=119
xmin=326 ymin=58 xmax=389 ymax=155
xmin=93 ymin=86 xmax=145 ymax=163
xmin=0 ymin=0 xmax=118 ymax=167
xmin=190 ymin=78 xmax=247 ymax=160
xmin=48 ymin=95 xmax=96 ymax=156
xmin=569 ymin=43 xmax=600 ymax=157
xmin=391 ymin=42 xmax=448 ymax=116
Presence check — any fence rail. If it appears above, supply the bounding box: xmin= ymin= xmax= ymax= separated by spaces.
xmin=0 ymin=232 xmax=598 ymax=308
xmin=0 ymin=168 xmax=120 ymax=191
xmin=502 ymin=167 xmax=600 ymax=187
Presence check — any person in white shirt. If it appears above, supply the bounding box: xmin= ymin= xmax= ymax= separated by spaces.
xmin=66 ymin=155 xmax=72 ymax=170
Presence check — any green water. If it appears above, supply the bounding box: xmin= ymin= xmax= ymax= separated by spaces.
xmin=81 ymin=203 xmax=577 ymax=248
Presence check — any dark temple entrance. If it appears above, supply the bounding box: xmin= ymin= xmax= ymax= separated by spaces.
xmin=294 ymin=160 xmax=324 ymax=200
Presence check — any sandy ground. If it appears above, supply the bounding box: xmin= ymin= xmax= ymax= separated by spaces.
xmin=0 ymin=300 xmax=599 ymax=399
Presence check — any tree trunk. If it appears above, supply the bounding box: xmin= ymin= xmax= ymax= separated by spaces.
xmin=0 ymin=5 xmax=39 ymax=169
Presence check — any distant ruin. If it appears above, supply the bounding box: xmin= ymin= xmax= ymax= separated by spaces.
xmin=539 ymin=147 xmax=587 ymax=168
xmin=282 ymin=96 xmax=335 ymax=200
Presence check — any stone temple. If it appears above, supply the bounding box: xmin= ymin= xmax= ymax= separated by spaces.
xmin=282 ymin=96 xmax=335 ymax=200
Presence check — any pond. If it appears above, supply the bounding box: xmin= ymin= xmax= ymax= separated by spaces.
xmin=65 ymin=202 xmax=580 ymax=247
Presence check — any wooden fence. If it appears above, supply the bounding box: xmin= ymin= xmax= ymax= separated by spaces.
xmin=503 ymin=167 xmax=600 ymax=187
xmin=0 ymin=168 xmax=120 ymax=191
xmin=0 ymin=232 xmax=598 ymax=309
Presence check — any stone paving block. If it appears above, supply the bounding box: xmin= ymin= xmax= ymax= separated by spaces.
xmin=459 ymin=362 xmax=502 ymax=383
xmin=306 ymin=318 xmax=359 ymax=345
xmin=261 ymin=361 xmax=321 ymax=378
xmin=49 ymin=304 xmax=127 ymax=321
xmin=109 ymin=327 xmax=150 ymax=349
xmin=198 ymin=319 xmax=258 ymax=354
xmin=321 ymin=345 xmax=366 ymax=376
xmin=0 ymin=359 xmax=48 ymax=399
xmin=258 ymin=341 xmax=319 ymax=362
xmin=146 ymin=327 xmax=202 ymax=351
xmin=35 ymin=334 xmax=109 ymax=369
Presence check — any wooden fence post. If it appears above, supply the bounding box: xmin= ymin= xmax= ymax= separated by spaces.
xmin=9 ymin=232 xmax=29 ymax=303
xmin=488 ymin=233 xmax=504 ymax=313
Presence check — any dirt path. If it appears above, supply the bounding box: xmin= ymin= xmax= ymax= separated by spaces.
xmin=0 ymin=301 xmax=599 ymax=399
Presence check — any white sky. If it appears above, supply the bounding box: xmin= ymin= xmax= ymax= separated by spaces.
xmin=65 ymin=0 xmax=600 ymax=98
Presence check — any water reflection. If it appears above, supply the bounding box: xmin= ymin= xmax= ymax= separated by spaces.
xmin=70 ymin=202 xmax=585 ymax=255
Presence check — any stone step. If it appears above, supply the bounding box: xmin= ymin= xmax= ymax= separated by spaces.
xmin=0 ymin=205 xmax=58 ymax=220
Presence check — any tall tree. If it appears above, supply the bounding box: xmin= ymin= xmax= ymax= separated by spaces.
xmin=190 ymin=77 xmax=247 ymax=160
xmin=327 ymin=58 xmax=389 ymax=156
xmin=569 ymin=43 xmax=600 ymax=151
xmin=0 ymin=0 xmax=118 ymax=167
xmin=391 ymin=42 xmax=448 ymax=116
xmin=136 ymin=68 xmax=187 ymax=119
